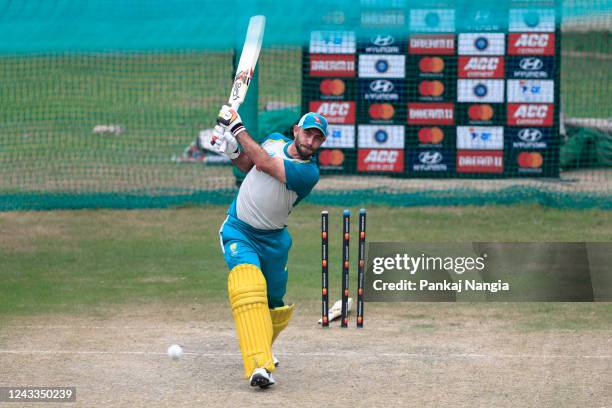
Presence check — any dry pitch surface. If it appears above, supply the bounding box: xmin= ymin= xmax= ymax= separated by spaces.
xmin=1 ymin=302 xmax=610 ymax=407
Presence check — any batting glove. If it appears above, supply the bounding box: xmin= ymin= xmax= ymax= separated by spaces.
xmin=212 ymin=129 xmax=240 ymax=159
xmin=216 ymin=105 xmax=245 ymax=137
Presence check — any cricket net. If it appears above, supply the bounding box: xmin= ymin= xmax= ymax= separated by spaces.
xmin=0 ymin=1 xmax=610 ymax=210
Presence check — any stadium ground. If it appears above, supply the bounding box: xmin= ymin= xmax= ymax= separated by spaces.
xmin=0 ymin=205 xmax=611 ymax=406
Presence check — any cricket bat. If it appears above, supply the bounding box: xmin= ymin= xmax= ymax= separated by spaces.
xmin=213 ymin=15 xmax=266 ymax=141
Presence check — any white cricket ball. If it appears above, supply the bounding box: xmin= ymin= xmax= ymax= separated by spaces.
xmin=167 ymin=344 xmax=183 ymax=360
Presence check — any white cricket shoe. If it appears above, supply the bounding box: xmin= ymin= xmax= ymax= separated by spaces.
xmin=249 ymin=367 xmax=276 ymax=389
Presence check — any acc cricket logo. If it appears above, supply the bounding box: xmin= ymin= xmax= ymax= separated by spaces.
xmin=507 ymin=104 xmax=554 ymax=126
xmin=309 ymin=101 xmax=355 ymax=124
xmin=508 ymin=33 xmax=555 ymax=56
xmin=357 ymin=149 xmax=405 ymax=172
xmin=458 ymin=57 xmax=504 ymax=78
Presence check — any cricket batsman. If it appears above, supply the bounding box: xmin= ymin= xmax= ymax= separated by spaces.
xmin=212 ymin=105 xmax=328 ymax=388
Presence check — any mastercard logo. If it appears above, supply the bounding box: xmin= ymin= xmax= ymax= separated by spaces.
xmin=517 ymin=152 xmax=543 ymax=168
xmin=369 ymin=104 xmax=395 ymax=120
xmin=320 ymin=79 xmax=346 ymax=96
xmin=319 ymin=149 xmax=345 ymax=166
xmin=468 ymin=104 xmax=494 ymax=121
xmin=419 ymin=80 xmax=445 ymax=97
xmin=419 ymin=57 xmax=445 ymax=73
xmin=418 ymin=127 xmax=444 ymax=144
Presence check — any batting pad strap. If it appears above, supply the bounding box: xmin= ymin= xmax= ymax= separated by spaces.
xmin=227 ymin=264 xmax=275 ymax=377
xmin=270 ymin=303 xmax=295 ymax=345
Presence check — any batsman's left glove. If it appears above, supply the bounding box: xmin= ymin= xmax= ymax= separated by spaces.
xmin=216 ymin=105 xmax=245 ymax=137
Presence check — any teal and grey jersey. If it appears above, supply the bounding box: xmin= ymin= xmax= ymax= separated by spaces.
xmin=228 ymin=133 xmax=320 ymax=230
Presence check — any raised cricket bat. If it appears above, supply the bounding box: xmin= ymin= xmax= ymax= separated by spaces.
xmin=213 ymin=15 xmax=266 ymax=140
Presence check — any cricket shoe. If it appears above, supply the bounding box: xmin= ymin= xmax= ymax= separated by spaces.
xmin=249 ymin=368 xmax=276 ymax=389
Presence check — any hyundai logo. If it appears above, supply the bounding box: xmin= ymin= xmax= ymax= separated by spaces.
xmin=371 ymin=35 xmax=395 ymax=47
xmin=518 ymin=128 xmax=543 ymax=142
xmin=369 ymin=80 xmax=394 ymax=93
xmin=519 ymin=57 xmax=544 ymax=71
xmin=419 ymin=151 xmax=443 ymax=164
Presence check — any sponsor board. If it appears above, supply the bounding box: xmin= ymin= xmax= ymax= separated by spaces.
xmin=508 ymin=127 xmax=550 ymax=149
xmin=507 ymin=103 xmax=554 ymax=126
xmin=309 ymin=54 xmax=356 ymax=77
xmin=359 ymin=33 xmax=403 ymax=54
xmin=409 ymin=150 xmax=453 ymax=172
xmin=309 ymin=31 xmax=357 ymax=54
xmin=457 ymin=79 xmax=505 ymax=103
xmin=509 ymin=9 xmax=556 ymax=32
xmin=407 ymin=103 xmax=455 ymax=125
xmin=409 ymin=9 xmax=456 ymax=32
xmin=409 ymin=35 xmax=455 ymax=55
xmin=318 ymin=148 xmax=350 ymax=171
xmin=357 ymin=149 xmax=405 ymax=172
xmin=508 ymin=33 xmax=555 ymax=56
xmin=507 ymin=79 xmax=554 ymax=103
xmin=456 ymin=150 xmax=504 ymax=173
xmin=456 ymin=126 xmax=504 ymax=150
xmin=358 ymin=54 xmax=406 ymax=78
xmin=358 ymin=125 xmax=405 ymax=149
xmin=321 ymin=125 xmax=355 ymax=148
xmin=309 ymin=101 xmax=356 ymax=124
xmin=458 ymin=56 xmax=505 ymax=79
xmin=507 ymin=56 xmax=554 ymax=79
xmin=359 ymin=79 xmax=404 ymax=102
xmin=458 ymin=33 xmax=506 ymax=55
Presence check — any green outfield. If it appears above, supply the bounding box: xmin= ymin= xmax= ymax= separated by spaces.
xmin=1 ymin=204 xmax=610 ymax=316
